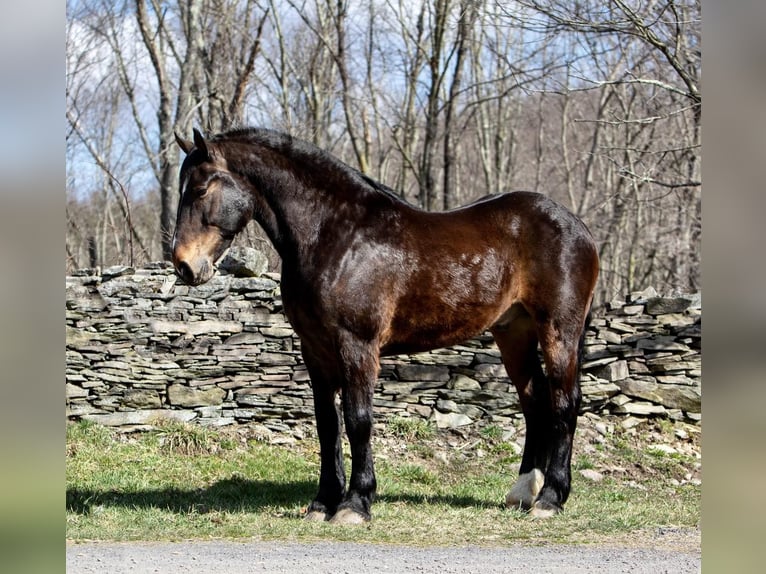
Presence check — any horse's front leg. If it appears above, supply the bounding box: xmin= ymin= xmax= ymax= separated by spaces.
xmin=303 ymin=355 xmax=345 ymax=521
xmin=330 ymin=339 xmax=378 ymax=524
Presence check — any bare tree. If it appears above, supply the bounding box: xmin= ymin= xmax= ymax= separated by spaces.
xmin=493 ymin=0 xmax=701 ymax=301
xmin=67 ymin=0 xmax=701 ymax=306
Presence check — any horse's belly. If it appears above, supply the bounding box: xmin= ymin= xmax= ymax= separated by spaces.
xmin=381 ymin=303 xmax=500 ymax=356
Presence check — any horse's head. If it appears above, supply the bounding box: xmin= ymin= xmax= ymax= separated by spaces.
xmin=172 ymin=129 xmax=253 ymax=285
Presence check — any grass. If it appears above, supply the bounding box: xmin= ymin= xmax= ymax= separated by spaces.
xmin=386 ymin=416 xmax=436 ymax=441
xmin=66 ymin=418 xmax=700 ymax=546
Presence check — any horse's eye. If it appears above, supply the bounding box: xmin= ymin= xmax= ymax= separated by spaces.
xmin=194 ymin=187 xmax=208 ymax=197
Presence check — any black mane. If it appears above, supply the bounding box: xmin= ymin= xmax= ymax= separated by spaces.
xmin=212 ymin=127 xmax=406 ymax=205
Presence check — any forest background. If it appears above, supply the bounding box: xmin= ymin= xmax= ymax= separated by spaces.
xmin=65 ymin=0 xmax=701 ymax=307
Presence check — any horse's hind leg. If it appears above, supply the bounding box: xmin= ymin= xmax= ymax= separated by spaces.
xmin=529 ymin=320 xmax=584 ymax=518
xmin=491 ymin=315 xmax=550 ymax=511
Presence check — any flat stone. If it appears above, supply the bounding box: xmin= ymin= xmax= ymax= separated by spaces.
xmin=66 ymin=383 xmax=89 ymax=399
xmin=195 ymin=405 xmax=223 ymax=418
xmin=627 ymin=360 xmax=650 ymax=373
xmin=224 ymin=332 xmax=266 ymax=345
xmin=482 ymin=382 xmax=511 ymax=392
xmin=269 ymin=394 xmax=303 ymax=406
xmin=645 ymin=296 xmax=693 ymax=315
xmin=608 ymin=321 xmax=636 ymax=334
xmin=257 ymin=352 xmax=297 ymax=366
xmin=636 ymin=336 xmax=690 ymax=352
xmin=647 ymin=360 xmax=700 ymax=373
xmin=609 ymin=393 xmax=631 ymax=407
xmin=199 ymin=417 xmax=236 ymax=427
xmin=591 ymin=360 xmax=629 ymax=381
xmin=382 ymin=381 xmax=420 ymax=395
xmin=373 ymin=398 xmax=410 ymax=410
xmin=612 ymin=401 xmax=667 ymax=416
xmin=122 ymin=389 xmax=161 ymax=408
xmin=407 ymin=404 xmax=433 ymax=418
xmin=582 ymin=356 xmax=618 ymax=370
xmin=167 ymin=384 xmax=226 ymax=407
xmin=231 ymin=408 xmax=264 ymax=419
xmin=66 ymin=286 xmax=109 ymax=313
xmin=229 ymin=277 xmax=278 ymax=293
xmin=654 ymin=386 xmax=701 ymax=412
xmin=620 ymin=416 xmax=645 ymax=429
xmin=260 ymin=327 xmax=295 ymax=338
xmin=656 ymin=375 xmax=697 ymax=386
xmin=396 ymin=364 xmax=450 ymax=382
xmin=448 ymin=374 xmax=481 ymax=391
xmin=150 ymin=319 xmax=243 ymax=335
xmin=436 ymin=398 xmax=459 ymax=413
xmin=621 ymin=305 xmax=645 ymax=315
xmin=82 ymin=409 xmax=196 ymax=426
xmin=66 ymin=402 xmax=104 ymax=417
xmin=615 ymin=378 xmax=663 ymax=403
xmin=579 ymin=469 xmax=604 ymax=482
xmin=102 ymin=265 xmax=135 ymax=280
xmin=433 ymin=410 xmax=473 ymax=429
xmin=472 ymin=363 xmax=507 ymax=380
xmin=580 ymin=381 xmax=620 ymax=401
xmin=598 ymin=330 xmax=623 ymax=344
xmin=456 ymin=404 xmax=485 ymax=419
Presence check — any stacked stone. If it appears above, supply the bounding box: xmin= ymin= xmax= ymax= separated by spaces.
xmin=580 ymin=287 xmax=701 ymax=424
xmin=66 ymin=251 xmax=701 ymax=431
xmin=374 ymin=339 xmax=520 ymax=429
xmin=66 ymin=249 xmax=313 ymax=433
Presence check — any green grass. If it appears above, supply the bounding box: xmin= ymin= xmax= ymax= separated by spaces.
xmin=66 ymin=419 xmax=700 ymax=546
xmin=386 ymin=416 xmax=436 ymax=441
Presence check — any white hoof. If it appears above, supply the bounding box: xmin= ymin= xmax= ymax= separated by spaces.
xmin=329 ymin=507 xmax=368 ymax=525
xmin=304 ymin=510 xmax=329 ymax=522
xmin=505 ymin=469 xmax=545 ymax=509
xmin=529 ymin=501 xmax=560 ymax=519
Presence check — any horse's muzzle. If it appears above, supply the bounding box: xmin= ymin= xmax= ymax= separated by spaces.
xmin=175 ymin=260 xmax=196 ymax=285
xmin=173 ymin=257 xmax=213 ymax=286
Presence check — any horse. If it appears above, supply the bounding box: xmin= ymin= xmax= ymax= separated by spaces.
xmin=172 ymin=127 xmax=599 ymax=523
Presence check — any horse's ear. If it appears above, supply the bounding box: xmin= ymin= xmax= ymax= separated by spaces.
xmin=175 ymin=131 xmax=194 ymax=155
xmin=193 ymin=128 xmax=210 ymax=159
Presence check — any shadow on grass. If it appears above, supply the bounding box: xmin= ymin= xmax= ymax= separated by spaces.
xmin=67 ymin=477 xmax=495 ymax=515
xmin=67 ymin=477 xmax=315 ymax=515
xmin=376 ymin=491 xmax=500 ymax=510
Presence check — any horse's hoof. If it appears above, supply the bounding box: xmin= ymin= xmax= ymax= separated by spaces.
xmin=529 ymin=500 xmax=561 ymax=519
xmin=329 ymin=507 xmax=369 ymax=525
xmin=505 ymin=469 xmax=544 ymax=510
xmin=304 ymin=510 xmax=329 ymax=522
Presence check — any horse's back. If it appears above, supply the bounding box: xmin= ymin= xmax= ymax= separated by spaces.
xmin=407 ymin=191 xmax=596 ymax=275
xmin=375 ymin=192 xmax=597 ymax=354
xmin=450 ymin=191 xmax=591 ymax=238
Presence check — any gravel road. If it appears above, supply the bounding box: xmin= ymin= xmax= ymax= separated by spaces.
xmin=66 ymin=539 xmax=700 ymax=573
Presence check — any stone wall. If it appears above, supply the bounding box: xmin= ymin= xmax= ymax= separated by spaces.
xmin=66 ymin=257 xmax=701 ymax=432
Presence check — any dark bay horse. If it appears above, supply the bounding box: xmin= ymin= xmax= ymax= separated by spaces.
xmin=172 ymin=128 xmax=599 ymax=523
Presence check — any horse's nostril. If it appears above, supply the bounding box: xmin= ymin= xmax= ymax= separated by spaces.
xmin=176 ymin=261 xmax=194 ymax=284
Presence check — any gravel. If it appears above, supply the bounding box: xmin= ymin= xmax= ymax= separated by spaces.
xmin=66 ymin=539 xmax=700 ymax=574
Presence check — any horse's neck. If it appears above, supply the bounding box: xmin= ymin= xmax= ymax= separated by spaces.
xmin=246 ymin=159 xmax=345 ymax=266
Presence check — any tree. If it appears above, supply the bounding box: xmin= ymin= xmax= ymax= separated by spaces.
xmin=67 ymin=0 xmax=701 ymax=306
